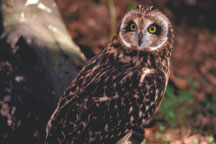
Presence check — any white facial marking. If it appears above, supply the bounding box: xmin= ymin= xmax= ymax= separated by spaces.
xmin=120 ymin=11 xmax=169 ymax=50
xmin=120 ymin=32 xmax=131 ymax=47
xmin=119 ymin=12 xmax=138 ymax=48
xmin=150 ymin=37 xmax=168 ymax=51
xmin=133 ymin=18 xmax=139 ymax=26
xmin=148 ymin=14 xmax=169 ymax=51
xmin=138 ymin=21 xmax=152 ymax=48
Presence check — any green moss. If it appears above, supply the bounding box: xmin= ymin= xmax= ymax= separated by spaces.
xmin=158 ymin=77 xmax=196 ymax=127
xmin=200 ymin=95 xmax=216 ymax=116
xmin=128 ymin=2 xmax=139 ymax=10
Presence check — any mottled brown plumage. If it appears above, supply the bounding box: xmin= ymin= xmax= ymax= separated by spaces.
xmin=45 ymin=5 xmax=174 ymax=144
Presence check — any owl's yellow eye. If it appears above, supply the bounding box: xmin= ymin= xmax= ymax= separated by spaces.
xmin=130 ymin=24 xmax=137 ymax=31
xmin=148 ymin=25 xmax=157 ymax=33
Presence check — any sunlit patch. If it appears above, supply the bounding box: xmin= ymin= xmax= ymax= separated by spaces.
xmin=38 ymin=3 xmax=52 ymax=13
xmin=25 ymin=0 xmax=39 ymax=6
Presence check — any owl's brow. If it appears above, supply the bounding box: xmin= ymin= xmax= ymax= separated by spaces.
xmin=136 ymin=5 xmax=146 ymax=12
xmin=137 ymin=5 xmax=156 ymax=13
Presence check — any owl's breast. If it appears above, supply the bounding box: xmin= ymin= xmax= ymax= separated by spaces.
xmin=133 ymin=68 xmax=167 ymax=125
xmin=93 ymin=66 xmax=168 ymax=127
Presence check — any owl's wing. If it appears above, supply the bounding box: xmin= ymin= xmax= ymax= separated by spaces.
xmin=46 ymin=66 xmax=167 ymax=143
xmin=45 ymin=54 xmax=102 ymax=137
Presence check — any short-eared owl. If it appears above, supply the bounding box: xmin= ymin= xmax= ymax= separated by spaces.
xmin=45 ymin=5 xmax=174 ymax=144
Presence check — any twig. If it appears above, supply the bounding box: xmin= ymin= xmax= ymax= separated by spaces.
xmin=107 ymin=0 xmax=116 ymax=38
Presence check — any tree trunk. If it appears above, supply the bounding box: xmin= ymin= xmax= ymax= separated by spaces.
xmin=0 ymin=0 xmax=86 ymax=143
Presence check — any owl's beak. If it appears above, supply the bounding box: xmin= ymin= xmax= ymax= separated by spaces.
xmin=138 ymin=32 xmax=143 ymax=47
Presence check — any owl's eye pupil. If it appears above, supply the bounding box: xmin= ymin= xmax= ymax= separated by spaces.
xmin=148 ymin=25 xmax=157 ymax=33
xmin=130 ymin=24 xmax=137 ymax=31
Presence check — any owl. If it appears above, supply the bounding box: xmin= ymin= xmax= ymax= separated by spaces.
xmin=45 ymin=5 xmax=174 ymax=144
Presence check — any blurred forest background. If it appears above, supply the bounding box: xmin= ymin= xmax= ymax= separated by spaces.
xmin=0 ymin=0 xmax=216 ymax=143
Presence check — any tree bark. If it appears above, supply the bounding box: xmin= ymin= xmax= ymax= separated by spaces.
xmin=0 ymin=0 xmax=86 ymax=143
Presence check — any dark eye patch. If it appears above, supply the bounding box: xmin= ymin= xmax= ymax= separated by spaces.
xmin=125 ymin=21 xmax=136 ymax=32
xmin=148 ymin=23 xmax=162 ymax=35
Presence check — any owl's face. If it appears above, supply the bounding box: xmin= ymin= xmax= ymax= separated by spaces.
xmin=119 ymin=6 xmax=171 ymax=51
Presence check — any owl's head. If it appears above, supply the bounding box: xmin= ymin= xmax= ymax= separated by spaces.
xmin=119 ymin=5 xmax=173 ymax=51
